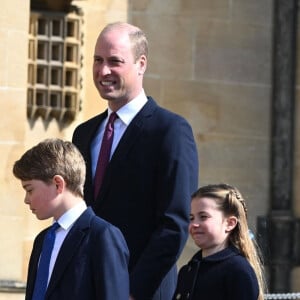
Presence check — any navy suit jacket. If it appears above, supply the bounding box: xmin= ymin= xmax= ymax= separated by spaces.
xmin=72 ymin=97 xmax=199 ymax=299
xmin=25 ymin=207 xmax=129 ymax=300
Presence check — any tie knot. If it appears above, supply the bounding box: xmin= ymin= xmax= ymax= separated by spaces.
xmin=50 ymin=222 xmax=60 ymax=233
xmin=108 ymin=112 xmax=118 ymax=124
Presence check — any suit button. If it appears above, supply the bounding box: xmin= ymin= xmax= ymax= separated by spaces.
xmin=175 ymin=293 xmax=181 ymax=299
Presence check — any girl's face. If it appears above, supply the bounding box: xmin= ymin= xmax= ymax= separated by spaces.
xmin=189 ymin=197 xmax=237 ymax=257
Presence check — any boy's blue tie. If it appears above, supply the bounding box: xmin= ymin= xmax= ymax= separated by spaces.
xmin=32 ymin=222 xmax=60 ymax=300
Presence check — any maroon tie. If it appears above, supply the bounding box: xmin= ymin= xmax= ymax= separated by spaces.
xmin=94 ymin=112 xmax=118 ymax=198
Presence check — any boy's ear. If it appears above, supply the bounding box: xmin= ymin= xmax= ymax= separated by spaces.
xmin=225 ymin=216 xmax=238 ymax=233
xmin=53 ymin=175 xmax=65 ymax=193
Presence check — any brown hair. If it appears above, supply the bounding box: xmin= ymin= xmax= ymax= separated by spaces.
xmin=192 ymin=183 xmax=266 ymax=300
xmin=101 ymin=22 xmax=148 ymax=61
xmin=13 ymin=138 xmax=85 ymax=198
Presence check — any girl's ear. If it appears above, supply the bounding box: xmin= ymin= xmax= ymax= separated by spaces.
xmin=225 ymin=216 xmax=238 ymax=233
xmin=53 ymin=175 xmax=65 ymax=193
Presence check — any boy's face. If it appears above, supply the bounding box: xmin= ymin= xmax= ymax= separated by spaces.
xmin=21 ymin=179 xmax=60 ymax=220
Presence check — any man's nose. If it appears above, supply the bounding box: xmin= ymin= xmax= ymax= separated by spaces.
xmin=97 ymin=63 xmax=111 ymax=76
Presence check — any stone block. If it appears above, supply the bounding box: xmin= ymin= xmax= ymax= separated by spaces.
xmin=194 ymin=20 xmax=272 ymax=84
xmin=132 ymin=14 xmax=194 ymax=79
xmin=0 ymin=90 xmax=27 ymax=140
xmin=0 ymin=216 xmax=23 ymax=279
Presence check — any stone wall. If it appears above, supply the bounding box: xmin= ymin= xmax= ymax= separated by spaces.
xmin=129 ymin=0 xmax=273 ymax=265
xmin=0 ymin=0 xmax=31 ymax=282
xmin=3 ymin=0 xmax=298 ymax=295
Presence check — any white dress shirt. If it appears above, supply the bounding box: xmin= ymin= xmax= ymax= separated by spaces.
xmin=47 ymin=201 xmax=87 ymax=285
xmin=91 ymin=90 xmax=148 ymax=179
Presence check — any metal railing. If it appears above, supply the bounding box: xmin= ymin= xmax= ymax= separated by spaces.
xmin=265 ymin=293 xmax=300 ymax=299
xmin=1 ymin=280 xmax=300 ymax=299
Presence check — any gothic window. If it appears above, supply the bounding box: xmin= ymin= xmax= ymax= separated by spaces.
xmin=28 ymin=9 xmax=83 ymax=124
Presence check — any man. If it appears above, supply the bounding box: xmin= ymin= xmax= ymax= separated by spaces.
xmin=72 ymin=22 xmax=199 ymax=300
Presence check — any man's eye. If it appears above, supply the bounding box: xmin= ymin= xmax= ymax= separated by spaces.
xmin=189 ymin=215 xmax=194 ymax=221
xmin=110 ymin=59 xmax=122 ymax=65
xmin=94 ymin=57 xmax=102 ymax=63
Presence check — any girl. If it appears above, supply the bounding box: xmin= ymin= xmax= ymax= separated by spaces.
xmin=173 ymin=183 xmax=266 ymax=300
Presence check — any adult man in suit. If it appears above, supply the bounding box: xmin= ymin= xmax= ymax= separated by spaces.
xmin=72 ymin=22 xmax=199 ymax=300
xmin=13 ymin=138 xmax=129 ymax=300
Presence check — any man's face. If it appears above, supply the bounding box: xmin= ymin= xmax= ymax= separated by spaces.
xmin=93 ymin=29 xmax=146 ymax=110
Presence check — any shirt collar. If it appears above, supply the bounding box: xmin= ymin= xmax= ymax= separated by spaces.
xmin=55 ymin=201 xmax=87 ymax=230
xmin=108 ymin=89 xmax=148 ymax=126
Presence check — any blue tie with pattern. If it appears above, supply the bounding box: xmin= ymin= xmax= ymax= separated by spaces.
xmin=32 ymin=222 xmax=60 ymax=300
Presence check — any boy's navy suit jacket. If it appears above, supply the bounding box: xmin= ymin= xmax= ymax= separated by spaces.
xmin=25 ymin=207 xmax=130 ymax=300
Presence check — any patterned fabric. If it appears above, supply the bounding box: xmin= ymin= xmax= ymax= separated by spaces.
xmin=94 ymin=112 xmax=118 ymax=198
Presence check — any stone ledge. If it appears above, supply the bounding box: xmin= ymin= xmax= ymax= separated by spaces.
xmin=0 ymin=280 xmax=26 ymax=293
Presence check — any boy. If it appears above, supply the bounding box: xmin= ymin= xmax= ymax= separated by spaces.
xmin=13 ymin=138 xmax=129 ymax=300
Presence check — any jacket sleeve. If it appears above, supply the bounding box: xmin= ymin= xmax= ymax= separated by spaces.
xmin=130 ymin=116 xmax=199 ymax=299
xmin=92 ymin=220 xmax=130 ymax=300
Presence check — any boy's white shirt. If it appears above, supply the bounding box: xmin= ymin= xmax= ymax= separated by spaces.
xmin=47 ymin=201 xmax=87 ymax=285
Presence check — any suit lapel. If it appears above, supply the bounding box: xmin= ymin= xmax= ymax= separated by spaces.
xmin=27 ymin=229 xmax=48 ymax=299
xmin=45 ymin=208 xmax=94 ymax=297
xmin=80 ymin=112 xmax=107 ymax=205
xmin=95 ymin=98 xmax=157 ymax=204
xmin=111 ymin=97 xmax=156 ymax=162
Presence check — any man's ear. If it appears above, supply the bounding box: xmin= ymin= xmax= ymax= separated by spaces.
xmin=53 ymin=175 xmax=65 ymax=193
xmin=137 ymin=54 xmax=147 ymax=75
xmin=225 ymin=216 xmax=238 ymax=233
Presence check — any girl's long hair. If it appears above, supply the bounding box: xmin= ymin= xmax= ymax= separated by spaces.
xmin=192 ymin=183 xmax=267 ymax=300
